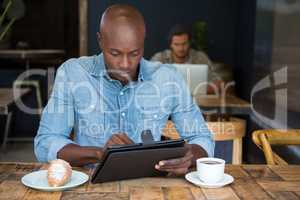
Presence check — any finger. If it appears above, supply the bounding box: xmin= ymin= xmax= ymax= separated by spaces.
xmin=104 ymin=135 xmax=124 ymax=147
xmin=162 ymin=159 xmax=192 ymax=169
xmin=116 ymin=133 xmax=133 ymax=144
xmin=184 ymin=143 xmax=192 ymax=150
xmin=158 ymin=153 xmax=192 ymax=166
xmin=166 ymin=172 xmax=180 ymax=178
xmin=157 ymin=159 xmax=192 ymax=170
xmin=110 ymin=133 xmax=131 ymax=144
xmin=162 ymin=167 xmax=189 ymax=175
xmin=110 ymin=134 xmax=127 ymax=144
xmin=105 ymin=133 xmax=134 ymax=148
xmin=158 ymin=157 xmax=193 ymax=170
xmin=105 ymin=137 xmax=116 ymax=147
xmin=158 ymin=152 xmax=193 ymax=168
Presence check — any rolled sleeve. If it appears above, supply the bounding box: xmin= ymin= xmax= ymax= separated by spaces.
xmin=34 ymin=63 xmax=76 ymax=162
xmin=172 ymin=104 xmax=215 ymax=157
xmin=188 ymin=134 xmax=215 ymax=157
xmin=47 ymin=138 xmax=75 ymax=161
xmin=170 ymin=68 xmax=215 ymax=157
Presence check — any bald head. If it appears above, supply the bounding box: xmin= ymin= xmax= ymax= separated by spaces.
xmin=97 ymin=4 xmax=146 ymax=85
xmin=100 ymin=4 xmax=145 ymax=39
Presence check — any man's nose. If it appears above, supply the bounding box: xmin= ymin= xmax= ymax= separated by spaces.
xmin=179 ymin=45 xmax=185 ymax=51
xmin=120 ymin=56 xmax=130 ymax=69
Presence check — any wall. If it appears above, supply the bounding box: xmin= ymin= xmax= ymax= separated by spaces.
xmin=10 ymin=0 xmax=79 ymax=58
xmin=0 ymin=0 xmax=79 ymax=139
xmin=88 ymin=0 xmax=238 ymax=65
xmin=235 ymin=0 xmax=300 ymax=163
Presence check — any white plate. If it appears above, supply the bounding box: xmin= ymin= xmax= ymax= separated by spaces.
xmin=185 ymin=171 xmax=234 ymax=188
xmin=21 ymin=170 xmax=89 ymax=192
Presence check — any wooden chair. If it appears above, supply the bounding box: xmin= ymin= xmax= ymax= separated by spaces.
xmin=162 ymin=120 xmax=181 ymax=140
xmin=252 ymin=129 xmax=300 ymax=165
xmin=0 ymin=88 xmax=31 ymax=151
xmin=13 ymin=80 xmax=43 ymax=116
xmin=162 ymin=117 xmax=246 ymax=164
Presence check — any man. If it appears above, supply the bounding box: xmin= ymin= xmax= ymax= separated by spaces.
xmin=34 ymin=4 xmax=214 ymax=175
xmin=151 ymin=24 xmax=222 ymax=93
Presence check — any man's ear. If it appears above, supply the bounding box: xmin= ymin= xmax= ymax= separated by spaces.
xmin=96 ymin=32 xmax=102 ymax=50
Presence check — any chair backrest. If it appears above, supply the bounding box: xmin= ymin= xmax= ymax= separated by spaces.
xmin=252 ymin=129 xmax=300 ymax=165
xmin=207 ymin=118 xmax=246 ymax=164
xmin=13 ymin=80 xmax=43 ymax=117
xmin=162 ymin=121 xmax=181 ymax=140
xmin=162 ymin=117 xmax=246 ymax=164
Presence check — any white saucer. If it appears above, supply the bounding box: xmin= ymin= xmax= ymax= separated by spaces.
xmin=185 ymin=171 xmax=234 ymax=188
xmin=21 ymin=170 xmax=89 ymax=192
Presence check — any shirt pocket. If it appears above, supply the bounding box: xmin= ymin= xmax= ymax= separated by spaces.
xmin=76 ymin=111 xmax=106 ymax=140
xmin=73 ymin=89 xmax=106 ymax=141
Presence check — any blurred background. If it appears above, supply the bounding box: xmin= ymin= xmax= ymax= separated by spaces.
xmin=0 ymin=0 xmax=299 ymax=164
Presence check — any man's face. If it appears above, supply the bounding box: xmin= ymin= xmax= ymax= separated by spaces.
xmin=170 ymin=34 xmax=190 ymax=60
xmin=97 ymin=26 xmax=144 ymax=84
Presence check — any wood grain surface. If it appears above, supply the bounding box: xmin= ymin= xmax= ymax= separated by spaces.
xmin=0 ymin=163 xmax=299 ymax=200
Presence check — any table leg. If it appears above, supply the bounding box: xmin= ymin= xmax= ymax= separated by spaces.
xmin=232 ymin=138 xmax=243 ymax=164
xmin=1 ymin=111 xmax=13 ymax=152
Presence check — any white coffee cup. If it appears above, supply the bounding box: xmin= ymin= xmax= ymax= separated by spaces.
xmin=196 ymin=157 xmax=225 ymax=184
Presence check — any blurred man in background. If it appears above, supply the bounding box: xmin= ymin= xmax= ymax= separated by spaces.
xmin=151 ymin=24 xmax=223 ymax=94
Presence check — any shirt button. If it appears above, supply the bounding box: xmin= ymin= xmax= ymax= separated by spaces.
xmin=121 ymin=112 xmax=126 ymax=117
xmin=120 ymin=92 xmax=124 ymax=96
xmin=154 ymin=114 xmax=158 ymax=119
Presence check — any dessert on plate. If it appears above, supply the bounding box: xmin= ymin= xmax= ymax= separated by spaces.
xmin=47 ymin=159 xmax=72 ymax=187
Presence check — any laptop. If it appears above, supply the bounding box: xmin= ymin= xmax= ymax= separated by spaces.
xmin=173 ymin=64 xmax=208 ymax=95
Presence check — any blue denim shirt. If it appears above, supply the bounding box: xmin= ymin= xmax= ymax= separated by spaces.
xmin=34 ymin=54 xmax=214 ymax=162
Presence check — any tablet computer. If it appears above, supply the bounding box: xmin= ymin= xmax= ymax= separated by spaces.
xmin=91 ymin=139 xmax=186 ymax=183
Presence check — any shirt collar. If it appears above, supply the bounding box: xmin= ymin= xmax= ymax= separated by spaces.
xmin=90 ymin=53 xmax=146 ymax=82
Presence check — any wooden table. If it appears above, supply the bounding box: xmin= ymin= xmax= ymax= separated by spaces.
xmin=195 ymin=95 xmax=251 ymax=116
xmin=0 ymin=49 xmax=65 ymax=71
xmin=0 ymin=49 xmax=65 ymax=103
xmin=0 ymin=49 xmax=65 ymax=61
xmin=1 ymin=162 xmax=300 ymax=200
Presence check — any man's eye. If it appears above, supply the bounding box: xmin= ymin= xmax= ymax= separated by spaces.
xmin=131 ymin=52 xmax=139 ymax=57
xmin=110 ymin=52 xmax=119 ymax=56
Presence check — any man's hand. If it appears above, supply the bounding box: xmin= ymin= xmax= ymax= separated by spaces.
xmin=104 ymin=133 xmax=134 ymax=149
xmin=57 ymin=133 xmax=133 ymax=166
xmin=155 ymin=144 xmax=207 ymax=175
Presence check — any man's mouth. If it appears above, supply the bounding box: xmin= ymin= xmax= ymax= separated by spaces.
xmin=119 ymin=71 xmax=131 ymax=76
xmin=114 ymin=71 xmax=132 ymax=80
